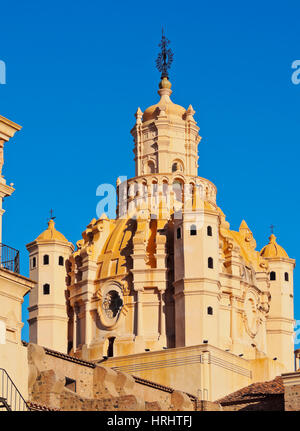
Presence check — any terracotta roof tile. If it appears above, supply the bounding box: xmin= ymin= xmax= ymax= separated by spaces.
xmin=27 ymin=401 xmax=59 ymax=411
xmin=217 ymin=376 xmax=284 ymax=404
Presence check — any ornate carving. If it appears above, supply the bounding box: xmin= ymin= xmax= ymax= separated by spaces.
xmin=220 ymin=219 xmax=269 ymax=273
xmin=243 ymin=290 xmax=261 ymax=338
xmin=259 ymin=260 xmax=269 ymax=270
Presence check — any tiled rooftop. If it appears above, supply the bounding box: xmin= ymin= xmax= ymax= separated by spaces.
xmin=218 ymin=376 xmax=284 ymax=404
xmin=27 ymin=401 xmax=59 ymax=411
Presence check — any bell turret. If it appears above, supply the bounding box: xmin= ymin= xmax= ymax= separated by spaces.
xmin=26 ymin=219 xmax=74 ymax=353
xmin=260 ymin=234 xmax=296 ymax=371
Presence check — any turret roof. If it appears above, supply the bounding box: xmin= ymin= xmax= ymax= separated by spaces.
xmin=142 ymin=78 xmax=186 ymax=122
xmin=35 ymin=219 xmax=69 ymax=243
xmin=260 ymin=234 xmax=289 ymax=259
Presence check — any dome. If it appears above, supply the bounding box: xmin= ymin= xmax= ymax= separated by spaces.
xmin=260 ymin=234 xmax=289 ymax=258
xmin=143 ymin=102 xmax=186 ymax=122
xmin=142 ymin=78 xmax=186 ymax=122
xmin=35 ymin=219 xmax=69 ymax=243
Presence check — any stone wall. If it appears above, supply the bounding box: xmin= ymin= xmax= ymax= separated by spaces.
xmin=195 ymin=400 xmax=222 ymax=411
xmin=103 ymin=344 xmax=252 ymax=401
xmin=284 ymin=385 xmax=300 ymax=411
xmin=27 ymin=343 xmax=197 ymax=411
xmin=282 ymin=371 xmax=300 ymax=411
xmin=29 ymin=343 xmax=300 ymax=412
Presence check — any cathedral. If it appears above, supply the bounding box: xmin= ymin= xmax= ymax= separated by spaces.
xmin=24 ymin=37 xmax=296 ymax=402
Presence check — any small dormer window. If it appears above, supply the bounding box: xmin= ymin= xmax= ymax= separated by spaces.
xmin=59 ymin=256 xmax=64 ymax=266
xmin=270 ymin=271 xmax=276 ymax=281
xmin=207 ymin=306 xmax=213 ymax=315
xmin=285 ymin=272 xmax=289 ymax=282
xmin=32 ymin=257 xmax=36 ymax=268
xmin=43 ymin=255 xmax=49 ymax=265
xmin=177 ymin=227 xmax=181 ymax=239
xmin=207 ymin=226 xmax=212 ymax=236
xmin=208 ymin=257 xmax=214 ymax=269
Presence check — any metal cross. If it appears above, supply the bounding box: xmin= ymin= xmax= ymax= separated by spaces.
xmin=155 ymin=27 xmax=174 ymax=79
xmin=49 ymin=209 xmax=56 ymax=221
xmin=270 ymin=224 xmax=275 ymax=234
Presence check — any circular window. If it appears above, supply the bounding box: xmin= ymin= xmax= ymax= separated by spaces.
xmin=102 ymin=290 xmax=123 ymax=319
xmin=97 ymin=283 xmax=124 ymax=328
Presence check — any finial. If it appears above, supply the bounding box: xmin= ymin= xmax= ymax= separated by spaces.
xmin=134 ymin=107 xmax=143 ymax=124
xmin=155 ymin=27 xmax=174 ymax=80
xmin=239 ymin=220 xmax=249 ymax=231
xmin=269 ymin=225 xmax=276 ymax=243
xmin=47 ymin=209 xmax=56 ymax=228
xmin=185 ymin=105 xmax=196 ymax=121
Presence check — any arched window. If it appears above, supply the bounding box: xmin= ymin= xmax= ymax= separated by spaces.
xmin=43 ymin=255 xmax=49 ymax=265
xmin=208 ymin=257 xmax=214 ymax=269
xmin=207 ymin=226 xmax=212 ymax=236
xmin=147 ymin=160 xmax=155 ymax=174
xmin=177 ymin=227 xmax=181 ymax=239
xmin=59 ymin=256 xmax=64 ymax=266
xmin=207 ymin=306 xmax=213 ymax=315
xmin=190 ymin=224 xmax=197 ymax=236
xmin=152 ymin=181 xmax=158 ymax=196
xmin=172 ymin=162 xmax=178 ymax=173
xmin=173 ymin=180 xmax=183 ymax=203
xmin=285 ymin=272 xmax=289 ymax=282
xmin=162 ymin=180 xmax=169 ymax=196
xmin=43 ymin=283 xmax=50 ymax=295
xmin=32 ymin=257 xmax=36 ymax=268
xmin=142 ymin=182 xmax=148 ymax=199
xmin=172 ymin=160 xmax=183 ymax=173
xmin=107 ymin=337 xmax=116 ymax=358
xmin=270 ymin=271 xmax=276 ymax=281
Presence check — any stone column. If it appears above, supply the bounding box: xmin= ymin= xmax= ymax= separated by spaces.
xmin=131 ymin=209 xmax=149 ymax=352
xmin=159 ymin=290 xmax=166 ymax=338
xmin=136 ymin=289 xmax=144 ymax=337
xmin=230 ymin=295 xmax=240 ymax=354
xmin=73 ymin=303 xmax=79 ymax=351
xmin=0 ymin=179 xmax=14 ymax=245
xmin=0 ymin=117 xmax=22 ymax=244
xmin=84 ymin=300 xmax=92 ymax=347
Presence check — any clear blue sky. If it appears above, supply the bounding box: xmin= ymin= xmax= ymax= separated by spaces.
xmin=0 ymin=0 xmax=299 ymax=343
